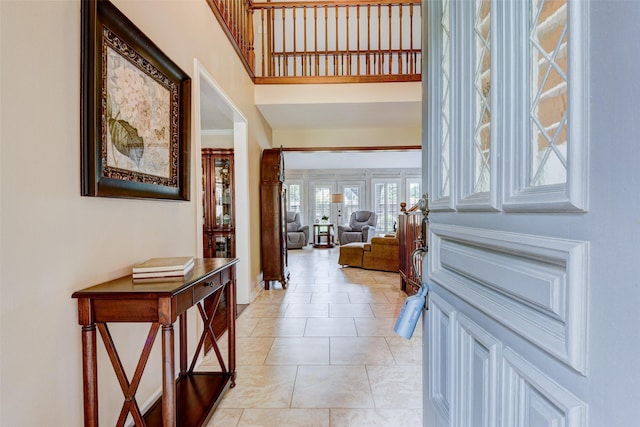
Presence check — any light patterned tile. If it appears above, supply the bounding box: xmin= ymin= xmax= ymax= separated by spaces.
xmin=330 ymin=409 xmax=422 ymax=427
xmin=354 ymin=318 xmax=397 ymax=337
xmin=369 ymin=303 xmax=404 ymax=318
xmin=282 ymin=292 xmax=313 ymax=304
xmin=366 ymin=365 xmax=422 ymax=409
xmin=386 ymin=336 xmax=423 ymax=365
xmin=330 ymin=337 xmax=395 ymax=365
xmin=238 ymin=409 xmax=330 ymax=427
xmin=235 ymin=316 xmax=261 ymax=337
xmin=204 ymin=247 xmax=423 ymax=419
xmin=304 ymin=318 xmax=357 ymax=337
xmin=206 ymin=408 xmax=242 ymax=426
xmin=284 ymin=303 xmax=329 ymax=318
xmin=233 ymin=337 xmax=274 ymax=365
xmin=329 ymin=303 xmax=374 ymax=318
xmin=264 ymin=337 xmax=330 ymax=365
xmin=292 ymin=366 xmax=375 ymax=408
xmin=218 ymin=365 xmax=298 ymax=409
xmin=242 ymin=303 xmax=288 ymax=318
xmin=252 ymin=290 xmax=287 ymax=304
xmin=348 ymin=291 xmax=391 ymax=304
xmin=311 ymin=292 xmax=350 ymax=304
xmin=250 ymin=318 xmax=307 ymax=337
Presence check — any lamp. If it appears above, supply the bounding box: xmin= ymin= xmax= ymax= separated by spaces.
xmin=331 ymin=193 xmax=345 ymax=225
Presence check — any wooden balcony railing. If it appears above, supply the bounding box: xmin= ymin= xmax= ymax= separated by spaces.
xmin=206 ymin=0 xmax=422 ymax=83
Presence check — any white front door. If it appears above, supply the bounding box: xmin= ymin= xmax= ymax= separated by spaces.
xmin=422 ymin=1 xmax=640 ymax=426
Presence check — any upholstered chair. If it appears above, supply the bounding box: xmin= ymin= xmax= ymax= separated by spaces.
xmin=286 ymin=211 xmax=309 ymax=249
xmin=337 ymin=210 xmax=377 ymax=245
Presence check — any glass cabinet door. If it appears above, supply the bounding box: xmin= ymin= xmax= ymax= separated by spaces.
xmin=202 ymin=148 xmax=235 ymax=258
xmin=214 ymin=157 xmax=233 ymax=228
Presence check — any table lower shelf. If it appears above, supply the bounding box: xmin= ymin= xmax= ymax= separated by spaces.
xmin=144 ymin=372 xmax=233 ymax=427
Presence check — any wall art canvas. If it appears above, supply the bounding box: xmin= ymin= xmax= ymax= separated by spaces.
xmin=81 ymin=0 xmax=191 ymax=200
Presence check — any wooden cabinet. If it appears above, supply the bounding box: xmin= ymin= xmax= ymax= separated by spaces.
xmin=398 ymin=201 xmax=428 ymax=295
xmin=202 ymin=149 xmax=235 ymax=258
xmin=260 ymin=148 xmax=289 ymax=289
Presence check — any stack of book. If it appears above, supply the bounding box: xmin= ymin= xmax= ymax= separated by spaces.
xmin=132 ymin=256 xmax=195 ymax=281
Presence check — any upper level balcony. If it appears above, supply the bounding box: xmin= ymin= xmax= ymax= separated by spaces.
xmin=206 ymin=0 xmax=422 ymax=84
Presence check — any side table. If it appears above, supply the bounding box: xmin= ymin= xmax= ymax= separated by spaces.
xmin=313 ymin=223 xmax=334 ymax=248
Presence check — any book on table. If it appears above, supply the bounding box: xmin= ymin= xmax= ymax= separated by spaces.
xmin=132 ymin=256 xmax=195 ymax=279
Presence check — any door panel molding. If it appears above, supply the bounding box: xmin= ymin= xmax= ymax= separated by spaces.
xmin=501 ymin=347 xmax=587 ymax=427
xmin=456 ymin=313 xmax=501 ymax=427
xmin=428 ymin=223 xmax=588 ymax=374
xmin=429 ymin=292 xmax=457 ymax=424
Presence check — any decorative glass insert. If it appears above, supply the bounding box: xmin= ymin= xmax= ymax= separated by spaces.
xmin=440 ymin=0 xmax=451 ymax=197
xmin=530 ymin=0 xmax=568 ymax=186
xmin=473 ymin=0 xmax=491 ymax=193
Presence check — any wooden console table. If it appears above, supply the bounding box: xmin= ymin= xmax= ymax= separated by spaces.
xmin=72 ymin=258 xmax=239 ymax=427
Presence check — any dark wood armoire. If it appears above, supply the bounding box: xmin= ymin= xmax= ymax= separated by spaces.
xmin=260 ymin=148 xmax=289 ymax=289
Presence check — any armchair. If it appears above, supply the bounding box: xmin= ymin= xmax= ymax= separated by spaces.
xmin=337 ymin=210 xmax=377 ymax=245
xmin=286 ymin=211 xmax=309 ymax=249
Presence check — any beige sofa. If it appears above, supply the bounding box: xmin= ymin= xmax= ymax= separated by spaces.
xmin=338 ymin=236 xmax=399 ymax=272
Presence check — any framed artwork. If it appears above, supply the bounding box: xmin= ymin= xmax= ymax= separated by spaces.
xmin=81 ymin=0 xmax=191 ymax=200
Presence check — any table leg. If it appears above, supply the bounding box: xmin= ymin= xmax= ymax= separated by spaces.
xmin=81 ymin=324 xmax=98 ymax=427
xmin=162 ymin=324 xmax=175 ymax=427
xmin=226 ymin=278 xmax=237 ymax=386
xmin=179 ymin=313 xmax=187 ymax=375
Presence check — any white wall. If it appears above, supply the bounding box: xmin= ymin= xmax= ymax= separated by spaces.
xmin=0 ymin=0 xmax=270 ymax=425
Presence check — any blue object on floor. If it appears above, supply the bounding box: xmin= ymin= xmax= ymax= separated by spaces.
xmin=394 ymin=283 xmax=429 ymax=339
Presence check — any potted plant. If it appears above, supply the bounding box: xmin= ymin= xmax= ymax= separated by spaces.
xmin=321 ymin=214 xmax=329 ymax=223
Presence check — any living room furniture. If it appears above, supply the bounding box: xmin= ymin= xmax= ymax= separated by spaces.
xmin=260 ymin=148 xmax=289 ymax=289
xmin=286 ymin=211 xmax=309 ymax=249
xmin=338 ymin=236 xmax=399 ymax=272
xmin=313 ymin=223 xmax=335 ymax=248
xmin=71 ymin=258 xmax=238 ymax=427
xmin=202 ymin=148 xmax=235 ymax=258
xmin=337 ymin=210 xmax=378 ymax=245
xmin=398 ymin=200 xmax=429 ymax=295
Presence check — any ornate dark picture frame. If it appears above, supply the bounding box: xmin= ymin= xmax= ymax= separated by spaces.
xmin=81 ymin=0 xmax=191 ymax=200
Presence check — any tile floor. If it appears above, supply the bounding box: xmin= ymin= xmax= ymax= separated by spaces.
xmin=202 ymin=246 xmax=423 ymax=427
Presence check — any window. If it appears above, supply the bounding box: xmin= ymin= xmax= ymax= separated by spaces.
xmin=287 ymin=182 xmax=302 ymax=212
xmin=374 ymin=181 xmax=399 ymax=234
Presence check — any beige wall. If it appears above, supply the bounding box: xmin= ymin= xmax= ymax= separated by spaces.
xmin=0 ymin=0 xmax=270 ymax=425
xmin=274 ymin=127 xmax=421 ymax=149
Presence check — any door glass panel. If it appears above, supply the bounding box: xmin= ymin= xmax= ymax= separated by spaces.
xmin=314 ymin=186 xmax=331 ymax=223
xmin=530 ymin=0 xmax=568 ymax=186
xmin=474 ymin=0 xmax=491 ymax=193
xmin=374 ymin=182 xmax=399 ymax=234
xmin=441 ymin=0 xmax=451 ymax=197
xmin=342 ymin=185 xmax=361 ymax=226
xmin=408 ymin=179 xmax=422 ymax=207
